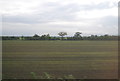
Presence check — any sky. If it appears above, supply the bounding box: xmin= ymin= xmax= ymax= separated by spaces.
xmin=0 ymin=0 xmax=118 ymax=36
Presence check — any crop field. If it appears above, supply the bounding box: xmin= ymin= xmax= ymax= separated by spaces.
xmin=2 ymin=40 xmax=118 ymax=79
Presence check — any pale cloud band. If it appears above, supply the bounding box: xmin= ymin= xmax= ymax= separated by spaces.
xmin=1 ymin=0 xmax=118 ymax=36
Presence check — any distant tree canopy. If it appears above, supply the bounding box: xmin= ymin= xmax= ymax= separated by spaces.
xmin=2 ymin=32 xmax=118 ymax=41
xmin=58 ymin=32 xmax=67 ymax=40
xmin=73 ymin=32 xmax=82 ymax=40
xmin=33 ymin=34 xmax=40 ymax=37
xmin=74 ymin=32 xmax=82 ymax=38
xmin=58 ymin=32 xmax=67 ymax=37
xmin=41 ymin=34 xmax=50 ymax=40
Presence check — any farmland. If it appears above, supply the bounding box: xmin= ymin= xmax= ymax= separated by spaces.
xmin=2 ymin=40 xmax=118 ymax=79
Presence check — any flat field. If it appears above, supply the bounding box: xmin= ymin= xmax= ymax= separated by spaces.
xmin=2 ymin=40 xmax=118 ymax=79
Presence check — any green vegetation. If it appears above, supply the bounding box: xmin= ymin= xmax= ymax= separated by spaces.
xmin=2 ymin=32 xmax=118 ymax=40
xmin=58 ymin=32 xmax=67 ymax=40
xmin=2 ymin=40 xmax=118 ymax=79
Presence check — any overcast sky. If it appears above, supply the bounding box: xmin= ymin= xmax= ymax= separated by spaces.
xmin=1 ymin=0 xmax=118 ymax=36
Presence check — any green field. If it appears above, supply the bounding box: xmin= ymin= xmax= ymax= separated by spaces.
xmin=2 ymin=40 xmax=118 ymax=79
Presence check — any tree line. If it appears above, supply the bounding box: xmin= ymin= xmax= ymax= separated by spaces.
xmin=2 ymin=32 xmax=118 ymax=40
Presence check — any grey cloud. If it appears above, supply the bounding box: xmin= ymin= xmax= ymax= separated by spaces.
xmin=2 ymin=1 xmax=118 ymax=36
xmin=2 ymin=15 xmax=118 ymax=36
xmin=82 ymin=2 xmax=117 ymax=10
xmin=3 ymin=1 xmax=117 ymax=24
xmin=2 ymin=15 xmax=53 ymax=24
xmin=44 ymin=1 xmax=117 ymax=12
xmin=2 ymin=22 xmax=78 ymax=36
xmin=95 ymin=16 xmax=118 ymax=35
xmin=98 ymin=16 xmax=117 ymax=27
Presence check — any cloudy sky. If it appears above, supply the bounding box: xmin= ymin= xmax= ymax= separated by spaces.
xmin=1 ymin=0 xmax=118 ymax=36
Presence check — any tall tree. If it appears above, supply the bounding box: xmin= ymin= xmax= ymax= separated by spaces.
xmin=74 ymin=32 xmax=82 ymax=38
xmin=58 ymin=32 xmax=67 ymax=40
xmin=33 ymin=34 xmax=40 ymax=37
xmin=73 ymin=32 xmax=82 ymax=40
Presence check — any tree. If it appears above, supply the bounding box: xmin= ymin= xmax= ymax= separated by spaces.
xmin=41 ymin=34 xmax=51 ymax=40
xmin=74 ymin=32 xmax=82 ymax=37
xmin=19 ymin=36 xmax=25 ymax=40
xmin=73 ymin=32 xmax=82 ymax=40
xmin=104 ymin=34 xmax=109 ymax=37
xmin=58 ymin=32 xmax=67 ymax=40
xmin=33 ymin=34 xmax=40 ymax=37
xmin=33 ymin=34 xmax=40 ymax=40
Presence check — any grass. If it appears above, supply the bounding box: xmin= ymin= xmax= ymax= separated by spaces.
xmin=2 ymin=40 xmax=118 ymax=79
